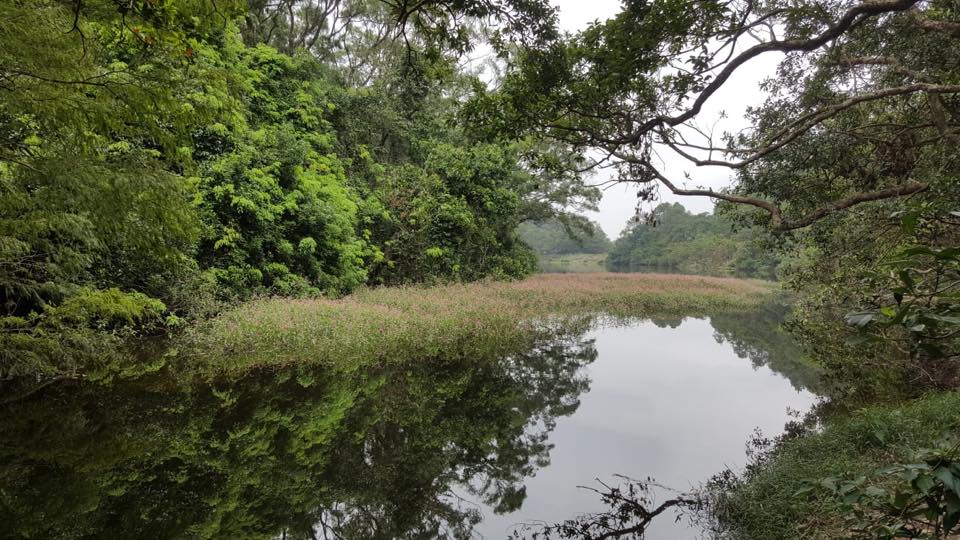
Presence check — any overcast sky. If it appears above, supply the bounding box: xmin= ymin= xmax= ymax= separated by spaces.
xmin=550 ymin=0 xmax=780 ymax=239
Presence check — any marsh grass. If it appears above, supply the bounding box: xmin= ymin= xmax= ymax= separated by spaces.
xmin=181 ymin=273 xmax=773 ymax=373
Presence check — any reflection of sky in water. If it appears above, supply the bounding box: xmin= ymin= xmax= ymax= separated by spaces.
xmin=474 ymin=317 xmax=819 ymax=539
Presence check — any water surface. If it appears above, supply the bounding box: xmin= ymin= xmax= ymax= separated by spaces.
xmin=0 ymin=308 xmax=819 ymax=539
xmin=474 ymin=314 xmax=819 ymax=539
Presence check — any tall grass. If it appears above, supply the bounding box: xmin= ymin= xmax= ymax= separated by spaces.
xmin=180 ymin=273 xmax=773 ymax=373
xmin=711 ymin=391 xmax=960 ymax=540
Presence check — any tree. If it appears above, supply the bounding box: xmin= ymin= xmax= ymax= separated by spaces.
xmin=605 ymin=203 xmax=780 ymax=278
xmin=518 ymin=218 xmax=610 ymax=256
xmin=0 ymin=0 xmax=243 ymax=377
xmin=240 ymin=0 xmax=558 ymax=56
xmin=474 ymin=0 xmax=959 ymax=397
xmin=476 ymin=0 xmax=958 ymax=231
xmin=190 ymin=41 xmax=373 ymax=297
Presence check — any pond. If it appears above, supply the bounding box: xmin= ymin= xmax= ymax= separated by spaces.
xmin=473 ymin=313 xmax=820 ymax=539
xmin=0 ymin=307 xmax=821 ymax=539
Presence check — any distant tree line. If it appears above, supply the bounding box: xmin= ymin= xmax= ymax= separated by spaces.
xmin=517 ymin=218 xmax=610 ymax=256
xmin=605 ymin=204 xmax=781 ymax=279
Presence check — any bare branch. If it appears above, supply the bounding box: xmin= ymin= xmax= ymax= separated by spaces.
xmin=909 ymin=15 xmax=960 ymax=38
xmin=619 ymin=0 xmax=923 ymax=145
xmin=612 ymin=149 xmax=929 ymax=230
xmin=659 ymin=83 xmax=960 ymax=169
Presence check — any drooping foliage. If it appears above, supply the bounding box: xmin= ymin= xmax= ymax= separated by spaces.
xmin=0 ymin=0 xmax=245 ymax=377
xmin=716 ymin=3 xmax=960 ymax=399
xmin=479 ymin=0 xmax=960 ymax=393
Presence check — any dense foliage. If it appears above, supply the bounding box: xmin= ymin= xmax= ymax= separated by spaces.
xmin=517 ymin=218 xmax=610 ymax=256
xmin=0 ymin=320 xmax=596 ymax=539
xmin=473 ymin=0 xmax=960 ymax=535
xmin=480 ymin=0 xmax=960 ymax=398
xmin=0 ymin=0 xmax=602 ymax=378
xmin=707 ymin=392 xmax=960 ymax=540
xmin=605 ymin=203 xmax=782 ymax=278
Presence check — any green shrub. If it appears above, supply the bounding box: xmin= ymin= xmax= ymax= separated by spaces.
xmin=712 ymin=392 xmax=960 ymax=540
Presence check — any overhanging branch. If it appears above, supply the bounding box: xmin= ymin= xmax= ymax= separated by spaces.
xmin=620 ymin=0 xmax=923 ymax=145
xmin=614 ymin=150 xmax=929 ymax=230
xmin=658 ymin=83 xmax=960 ymax=169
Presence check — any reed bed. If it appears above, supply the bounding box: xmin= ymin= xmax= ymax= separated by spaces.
xmin=182 ymin=273 xmax=774 ymax=373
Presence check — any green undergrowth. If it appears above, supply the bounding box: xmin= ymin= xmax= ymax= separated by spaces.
xmin=179 ymin=273 xmax=773 ymax=374
xmin=711 ymin=391 xmax=960 ymax=539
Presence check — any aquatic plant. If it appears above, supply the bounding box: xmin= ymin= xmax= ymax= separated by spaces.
xmin=182 ymin=273 xmax=772 ymax=374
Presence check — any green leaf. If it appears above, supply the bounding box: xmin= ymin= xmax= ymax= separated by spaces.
xmin=900 ymin=246 xmax=936 ymax=257
xmin=897 ymin=270 xmax=915 ymax=290
xmin=914 ymin=474 xmax=935 ymax=495
xmin=945 ymin=510 xmax=960 ymax=533
xmin=893 ymin=490 xmax=913 ymax=509
xmin=936 ymin=247 xmax=960 ymax=260
xmin=935 ymin=467 xmax=960 ymax=497
xmin=944 ymin=492 xmax=960 ymax=531
xmin=820 ymin=477 xmax=839 ymax=492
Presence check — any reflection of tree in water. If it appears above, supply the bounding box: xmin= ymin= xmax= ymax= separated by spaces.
xmin=648 ymin=315 xmax=684 ymax=329
xmin=517 ymin=308 xmax=824 ymax=539
xmin=312 ymin=319 xmax=597 ymax=539
xmin=707 ymin=304 xmax=824 ymax=393
xmin=0 ymin=319 xmax=597 ymax=540
xmin=643 ymin=306 xmax=821 ymax=393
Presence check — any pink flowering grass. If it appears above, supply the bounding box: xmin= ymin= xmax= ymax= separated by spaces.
xmin=182 ymin=273 xmax=774 ymax=374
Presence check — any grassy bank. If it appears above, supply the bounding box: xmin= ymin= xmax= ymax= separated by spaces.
xmin=713 ymin=391 xmax=960 ymax=539
xmin=182 ymin=273 xmax=772 ymax=373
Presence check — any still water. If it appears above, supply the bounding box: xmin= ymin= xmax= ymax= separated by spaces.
xmin=473 ymin=315 xmax=819 ymax=539
xmin=0 ymin=308 xmax=820 ymax=539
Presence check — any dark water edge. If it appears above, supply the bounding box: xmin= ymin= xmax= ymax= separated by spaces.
xmin=536 ymin=259 xmax=777 ymax=281
xmin=0 ymin=308 xmax=820 ymax=539
xmin=473 ymin=314 xmax=818 ymax=539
